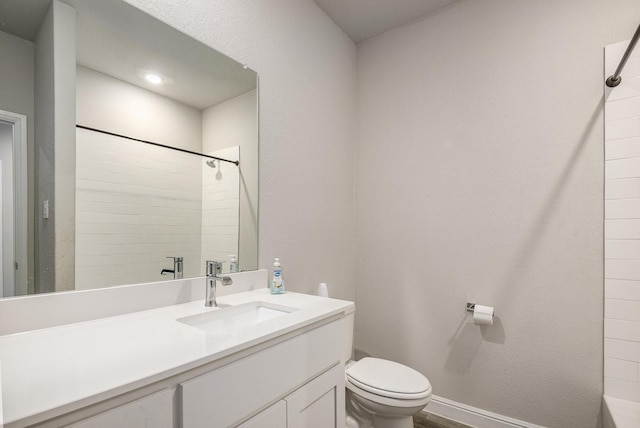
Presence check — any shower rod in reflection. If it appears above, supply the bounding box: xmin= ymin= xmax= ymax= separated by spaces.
xmin=76 ymin=124 xmax=240 ymax=166
xmin=606 ymin=23 xmax=640 ymax=88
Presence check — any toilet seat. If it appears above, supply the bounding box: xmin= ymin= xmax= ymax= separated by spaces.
xmin=346 ymin=357 xmax=432 ymax=400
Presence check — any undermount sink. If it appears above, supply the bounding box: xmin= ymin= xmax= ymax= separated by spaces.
xmin=177 ymin=301 xmax=297 ymax=333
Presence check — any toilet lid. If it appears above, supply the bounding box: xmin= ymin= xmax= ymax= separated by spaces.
xmin=346 ymin=358 xmax=431 ymax=399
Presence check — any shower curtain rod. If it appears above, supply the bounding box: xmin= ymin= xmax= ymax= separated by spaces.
xmin=76 ymin=124 xmax=240 ymax=166
xmin=606 ymin=23 xmax=640 ymax=88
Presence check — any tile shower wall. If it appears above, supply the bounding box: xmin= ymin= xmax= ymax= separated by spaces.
xmin=75 ymin=128 xmax=202 ymax=289
xmin=201 ymin=146 xmax=240 ymax=269
xmin=605 ymin=40 xmax=640 ymax=402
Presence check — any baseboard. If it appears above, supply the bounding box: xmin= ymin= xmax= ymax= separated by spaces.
xmin=424 ymin=395 xmax=544 ymax=428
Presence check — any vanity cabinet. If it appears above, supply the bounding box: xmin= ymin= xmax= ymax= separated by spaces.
xmin=284 ymin=362 xmax=344 ymax=428
xmin=66 ymin=390 xmax=174 ymax=428
xmin=3 ymin=290 xmax=354 ymax=428
xmin=180 ymin=319 xmax=344 ymax=427
xmin=238 ymin=363 xmax=344 ymax=428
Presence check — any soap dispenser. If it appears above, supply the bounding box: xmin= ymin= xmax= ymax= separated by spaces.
xmin=229 ymin=255 xmax=238 ymax=273
xmin=270 ymin=258 xmax=285 ymax=294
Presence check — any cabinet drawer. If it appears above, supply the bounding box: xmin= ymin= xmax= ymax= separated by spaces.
xmin=180 ymin=319 xmax=343 ymax=428
xmin=67 ymin=389 xmax=174 ymax=428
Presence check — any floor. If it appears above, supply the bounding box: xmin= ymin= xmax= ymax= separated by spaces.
xmin=413 ymin=412 xmax=472 ymax=428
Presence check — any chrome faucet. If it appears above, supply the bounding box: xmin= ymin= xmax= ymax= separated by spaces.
xmin=205 ymin=260 xmax=232 ymax=307
xmin=161 ymin=257 xmax=183 ymax=279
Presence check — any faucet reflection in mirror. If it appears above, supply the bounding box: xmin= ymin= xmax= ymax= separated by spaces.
xmin=161 ymin=257 xmax=183 ymax=280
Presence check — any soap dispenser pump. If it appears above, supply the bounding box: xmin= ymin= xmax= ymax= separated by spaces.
xmin=270 ymin=258 xmax=285 ymax=294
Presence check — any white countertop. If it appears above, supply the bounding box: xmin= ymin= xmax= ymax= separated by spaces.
xmin=0 ymin=289 xmax=354 ymax=426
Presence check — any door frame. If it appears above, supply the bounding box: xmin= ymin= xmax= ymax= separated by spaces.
xmin=0 ymin=110 xmax=28 ymax=296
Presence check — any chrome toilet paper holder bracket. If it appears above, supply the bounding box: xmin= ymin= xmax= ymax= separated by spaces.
xmin=466 ymin=302 xmax=496 ymax=317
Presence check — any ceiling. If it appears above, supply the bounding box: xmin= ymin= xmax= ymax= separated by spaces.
xmin=0 ymin=0 xmax=256 ymax=110
xmin=0 ymin=0 xmax=461 ymax=105
xmin=0 ymin=0 xmax=464 ymax=46
xmin=0 ymin=0 xmax=50 ymax=41
xmin=313 ymin=0 xmax=462 ymax=43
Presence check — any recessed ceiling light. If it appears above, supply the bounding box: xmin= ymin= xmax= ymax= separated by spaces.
xmin=144 ymin=73 xmax=163 ymax=85
xmin=136 ymin=69 xmax=174 ymax=87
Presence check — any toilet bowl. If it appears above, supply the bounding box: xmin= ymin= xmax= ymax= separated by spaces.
xmin=342 ymin=313 xmax=432 ymax=428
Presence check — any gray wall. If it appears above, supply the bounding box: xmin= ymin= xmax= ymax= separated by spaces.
xmin=35 ymin=2 xmax=56 ymax=293
xmin=35 ymin=0 xmax=76 ymax=293
xmin=125 ymin=0 xmax=357 ymax=301
xmin=52 ymin=1 xmax=76 ymax=293
xmin=0 ymin=30 xmax=35 ymax=293
xmin=355 ymin=0 xmax=640 ymax=427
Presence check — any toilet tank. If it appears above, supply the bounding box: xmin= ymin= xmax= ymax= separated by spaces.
xmin=343 ymin=311 xmax=354 ymax=362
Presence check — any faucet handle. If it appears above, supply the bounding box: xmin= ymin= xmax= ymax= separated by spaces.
xmin=206 ymin=260 xmax=222 ymax=276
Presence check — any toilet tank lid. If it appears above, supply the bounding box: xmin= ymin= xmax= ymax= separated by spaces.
xmin=346 ymin=357 xmax=431 ymax=395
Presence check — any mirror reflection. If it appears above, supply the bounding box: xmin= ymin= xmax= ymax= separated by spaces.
xmin=0 ymin=0 xmax=259 ymax=297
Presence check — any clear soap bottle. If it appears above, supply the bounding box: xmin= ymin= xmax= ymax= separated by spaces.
xmin=229 ymin=255 xmax=239 ymax=273
xmin=270 ymin=258 xmax=285 ymax=294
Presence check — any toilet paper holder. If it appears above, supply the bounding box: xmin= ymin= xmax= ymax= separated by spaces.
xmin=466 ymin=302 xmax=495 ymax=315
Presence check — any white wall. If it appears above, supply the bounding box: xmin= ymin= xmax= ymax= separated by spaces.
xmin=125 ymin=0 xmax=357 ymax=300
xmin=604 ymin=40 xmax=640 ymax=403
xmin=76 ymin=66 xmax=203 ymax=152
xmin=356 ymin=1 xmax=639 ymax=427
xmin=203 ymin=90 xmax=257 ymax=272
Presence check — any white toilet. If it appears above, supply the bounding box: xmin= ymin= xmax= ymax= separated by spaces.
xmin=343 ymin=313 xmax=432 ymax=428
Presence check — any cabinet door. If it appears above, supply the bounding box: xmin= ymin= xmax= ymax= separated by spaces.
xmin=237 ymin=401 xmax=286 ymax=428
xmin=285 ymin=363 xmax=345 ymax=428
xmin=67 ymin=389 xmax=174 ymax=428
xmin=180 ymin=320 xmax=342 ymax=428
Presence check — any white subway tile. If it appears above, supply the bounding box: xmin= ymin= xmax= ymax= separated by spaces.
xmin=606 ymin=259 xmax=640 ymax=280
xmin=605 ymin=357 xmax=639 ymax=381
xmin=606 ymin=338 xmax=640 ymax=362
xmin=605 ymin=377 xmax=640 ymax=402
xmin=606 ymin=219 xmax=640 ymax=239
xmin=606 ymin=199 xmax=640 ymax=219
xmin=606 ymin=76 xmax=640 ymax=102
xmin=606 ymin=299 xmax=640 ymax=321
xmin=77 ymin=130 xmax=241 ymax=290
xmin=606 ymin=138 xmax=640 ymax=160
xmin=606 ymin=319 xmax=640 ymax=342
xmin=606 ymin=158 xmax=640 ymax=180
xmin=606 ymin=97 xmax=640 ymax=122
xmin=606 ymin=179 xmax=640 ymax=199
xmin=605 ymin=58 xmax=640 ymax=91
xmin=606 ymin=240 xmax=640 ymax=259
xmin=606 ymin=40 xmax=637 ymax=65
xmin=606 ymin=118 xmax=639 ymax=141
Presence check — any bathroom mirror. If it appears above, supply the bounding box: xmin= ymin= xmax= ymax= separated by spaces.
xmin=0 ymin=0 xmax=258 ymax=296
